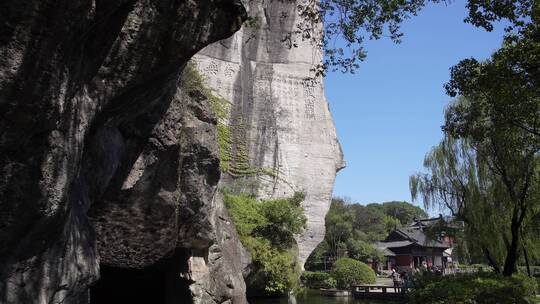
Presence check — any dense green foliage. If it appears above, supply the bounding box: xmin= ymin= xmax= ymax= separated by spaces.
xmin=444 ymin=20 xmax=540 ymax=274
xmin=410 ymin=106 xmax=539 ymax=275
xmin=410 ymin=1 xmax=540 ymax=276
xmin=331 ymin=258 xmax=376 ymax=289
xmin=257 ymin=193 xmax=307 ymax=248
xmin=380 ymin=201 xmax=430 ymax=225
xmin=223 ymin=193 xmax=267 ymax=237
xmin=224 ymin=192 xmax=306 ymax=295
xmin=300 ymin=271 xmax=336 ymax=289
xmin=305 ymin=198 xmax=426 ymax=270
xmin=409 ymin=272 xmax=538 ymax=304
xmin=241 ymin=237 xmax=299 ymax=295
xmin=410 ymin=24 xmax=540 ymax=276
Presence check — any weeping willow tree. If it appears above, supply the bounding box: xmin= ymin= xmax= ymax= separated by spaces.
xmin=410 ymin=135 xmax=506 ymax=272
xmin=521 ymin=211 xmax=540 ymax=275
xmin=411 ymin=98 xmax=540 ymax=276
xmin=411 ymin=11 xmax=540 ymax=274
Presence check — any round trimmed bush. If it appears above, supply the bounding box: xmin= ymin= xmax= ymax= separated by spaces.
xmin=331 ymin=257 xmax=376 ymax=289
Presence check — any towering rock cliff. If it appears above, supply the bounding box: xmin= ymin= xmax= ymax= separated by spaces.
xmin=0 ymin=0 xmax=343 ymax=302
xmin=195 ymin=1 xmax=345 ymax=267
xmin=0 ymin=1 xmax=248 ymax=303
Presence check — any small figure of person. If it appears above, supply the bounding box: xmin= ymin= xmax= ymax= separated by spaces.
xmin=435 ymin=266 xmax=443 ymax=276
xmin=388 ymin=268 xmax=401 ymax=293
xmin=402 ymin=272 xmax=412 ymax=293
xmin=399 ymin=272 xmax=407 ymax=293
xmin=420 ymin=261 xmax=428 ymax=274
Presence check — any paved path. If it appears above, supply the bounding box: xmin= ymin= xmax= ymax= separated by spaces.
xmin=376 ymin=277 xmax=393 ymax=286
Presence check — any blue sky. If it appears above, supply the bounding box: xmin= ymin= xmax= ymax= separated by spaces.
xmin=325 ymin=1 xmax=506 ymax=209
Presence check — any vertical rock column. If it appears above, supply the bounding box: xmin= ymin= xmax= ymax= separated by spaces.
xmin=195 ymin=0 xmax=345 ymax=267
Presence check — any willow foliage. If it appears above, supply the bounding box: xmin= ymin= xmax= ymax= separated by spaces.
xmin=410 ymin=134 xmax=507 ymax=269
xmin=411 ymin=97 xmax=540 ymax=275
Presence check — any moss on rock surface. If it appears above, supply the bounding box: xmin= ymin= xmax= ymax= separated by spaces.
xmin=183 ymin=62 xmax=277 ymax=179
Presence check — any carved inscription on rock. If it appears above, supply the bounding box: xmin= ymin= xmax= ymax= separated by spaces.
xmin=304 ymin=98 xmax=315 ymax=119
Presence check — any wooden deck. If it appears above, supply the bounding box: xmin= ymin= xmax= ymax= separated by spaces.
xmin=316 ymin=289 xmax=352 ymax=297
xmin=352 ymin=284 xmax=410 ymax=300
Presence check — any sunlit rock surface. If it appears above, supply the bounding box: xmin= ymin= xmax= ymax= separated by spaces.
xmin=195 ymin=0 xmax=345 ymax=268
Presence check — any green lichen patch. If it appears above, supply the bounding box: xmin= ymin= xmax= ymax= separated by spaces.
xmin=181 ymin=61 xmax=288 ymax=183
xmin=182 ymin=62 xmax=235 ymax=173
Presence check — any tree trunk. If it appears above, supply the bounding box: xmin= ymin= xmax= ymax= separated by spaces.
xmin=484 ymin=248 xmax=501 ymax=273
xmin=502 ymin=224 xmax=520 ymax=276
xmin=524 ymin=247 xmax=531 ymax=277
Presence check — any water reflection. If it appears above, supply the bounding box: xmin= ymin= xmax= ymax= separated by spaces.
xmin=249 ymin=291 xmax=400 ymax=304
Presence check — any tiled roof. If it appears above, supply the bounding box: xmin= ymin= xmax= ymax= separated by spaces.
xmin=373 ymin=244 xmax=398 ymax=256
xmin=382 ymin=228 xmax=450 ymax=249
xmin=375 ymin=241 xmax=413 ymax=249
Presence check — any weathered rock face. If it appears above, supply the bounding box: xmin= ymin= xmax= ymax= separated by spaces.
xmin=88 ymin=70 xmax=251 ymax=304
xmin=195 ymin=1 xmax=345 ymax=267
xmin=89 ymin=74 xmax=250 ymax=303
xmin=0 ymin=1 xmax=247 ymax=303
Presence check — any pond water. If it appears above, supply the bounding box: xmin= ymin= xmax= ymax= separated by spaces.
xmin=249 ymin=291 xmax=401 ymax=304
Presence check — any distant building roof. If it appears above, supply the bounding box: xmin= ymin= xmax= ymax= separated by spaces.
xmin=380 ymin=228 xmax=450 ymax=249
xmin=376 ymin=240 xmax=413 ymax=248
xmin=373 ymin=244 xmax=398 ymax=257
xmin=408 ymin=216 xmax=462 ymax=230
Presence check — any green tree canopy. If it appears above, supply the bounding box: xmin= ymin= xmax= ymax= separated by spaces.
xmin=257 ymin=192 xmax=307 ymax=248
xmin=411 ymin=97 xmax=539 ymax=276
xmin=444 ymin=20 xmax=540 ymax=275
xmin=381 ymin=201 xmax=428 ymax=225
xmin=293 ymin=0 xmax=537 ymax=74
xmin=305 ymin=197 xmax=427 ymax=270
xmin=410 ymin=3 xmax=539 ymax=275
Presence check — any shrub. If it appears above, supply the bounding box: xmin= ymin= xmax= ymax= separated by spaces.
xmin=301 ymin=271 xmax=334 ymax=288
xmin=409 ymin=272 xmax=539 ymax=304
xmin=257 ymin=193 xmax=306 ymax=249
xmin=224 ymin=194 xmax=266 ymax=236
xmin=324 ymin=277 xmax=338 ymax=289
xmin=512 ymin=273 xmax=539 ymax=297
xmin=518 ymin=266 xmax=540 ymax=276
xmin=458 ymin=264 xmax=491 ymax=273
xmin=242 ymin=236 xmax=299 ymax=295
xmin=331 ymin=257 xmax=376 ymax=289
xmin=224 ymin=192 xmax=306 ymax=296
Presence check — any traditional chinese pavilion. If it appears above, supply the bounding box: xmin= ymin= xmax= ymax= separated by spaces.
xmin=376 ymin=227 xmax=450 ymax=271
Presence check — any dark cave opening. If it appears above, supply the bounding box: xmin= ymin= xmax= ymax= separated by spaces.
xmin=89 ymin=249 xmax=193 ymax=304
